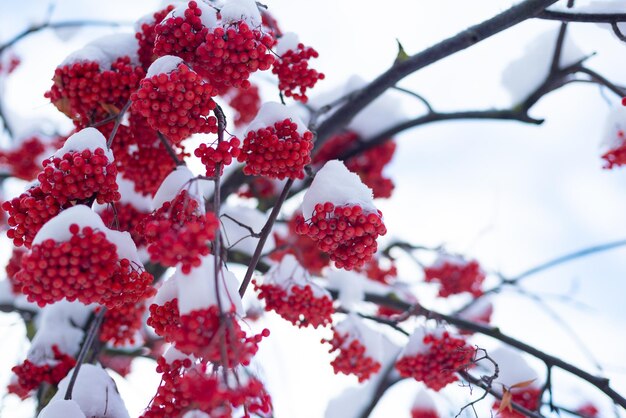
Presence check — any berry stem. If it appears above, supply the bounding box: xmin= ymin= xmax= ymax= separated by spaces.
xmin=106 ymin=99 xmax=131 ymax=149
xmin=64 ymin=308 xmax=106 ymax=400
xmin=239 ymin=178 xmax=294 ymax=297
xmin=157 ymin=132 xmax=185 ymax=166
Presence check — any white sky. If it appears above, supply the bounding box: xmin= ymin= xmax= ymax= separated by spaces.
xmin=1 ymin=0 xmax=626 ymax=417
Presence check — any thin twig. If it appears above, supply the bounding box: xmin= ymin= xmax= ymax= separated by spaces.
xmin=157 ymin=132 xmax=185 ymax=166
xmin=106 ymin=100 xmax=131 ymax=149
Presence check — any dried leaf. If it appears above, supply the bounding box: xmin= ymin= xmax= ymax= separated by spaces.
xmin=498 ymin=388 xmax=513 ymax=413
xmin=510 ymin=379 xmax=537 ymax=389
xmin=100 ymin=102 xmax=121 ymax=116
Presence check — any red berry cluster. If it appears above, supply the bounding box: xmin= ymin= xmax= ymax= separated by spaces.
xmin=45 ymin=56 xmax=145 ymax=126
xmin=195 ymin=21 xmax=276 ymax=89
xmin=0 ymin=54 xmax=20 ymax=75
xmin=143 ymin=364 xmax=271 ymax=418
xmin=39 ymin=147 xmax=120 ymax=206
xmin=131 ymin=63 xmax=218 ymax=143
xmin=100 ymin=203 xmax=150 ymax=248
xmin=138 ymin=191 xmax=218 ymax=273
xmin=172 ymin=306 xmax=269 ymax=367
xmin=424 ymin=258 xmax=485 ymax=297
xmin=323 ymin=329 xmax=381 ymax=382
xmin=16 ymin=225 xmax=153 ymax=308
xmin=237 ymin=118 xmax=313 ymax=179
xmin=395 ymin=331 xmax=474 ymax=391
xmin=270 ymin=215 xmax=330 ymax=275
xmin=576 ymin=403 xmax=599 ymax=418
xmin=227 ymin=85 xmax=261 ymax=127
xmin=136 ymin=5 xmax=176 ymax=69
xmin=0 ymin=136 xmax=47 ymax=181
xmin=295 ymin=202 xmax=387 ymax=270
xmin=194 ymin=138 xmax=241 ymax=176
xmin=272 ymin=43 xmax=324 ymax=102
xmin=602 ymin=129 xmax=626 ymax=169
xmin=411 ymin=409 xmax=439 ymax=418
xmin=492 ymin=387 xmax=542 ymax=418
xmin=8 ymin=346 xmax=76 ymax=399
xmin=153 ymin=1 xmax=211 ymax=64
xmin=101 ymin=297 xmax=153 ymax=346
xmin=253 ymin=280 xmax=333 ymax=328
xmin=2 ymin=185 xmax=62 ymax=247
xmin=314 ymin=131 xmax=396 ymax=198
xmin=5 ymin=247 xmax=26 ymax=293
xmin=358 ymin=258 xmax=398 ymax=285
xmin=147 ymin=299 xmax=181 ymax=339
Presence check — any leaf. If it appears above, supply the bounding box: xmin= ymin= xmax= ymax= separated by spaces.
xmin=510 ymin=378 xmax=537 ymax=389
xmin=395 ymin=39 xmax=409 ymax=64
xmin=100 ymin=102 xmax=121 ymax=116
xmin=498 ymin=388 xmax=513 ymax=413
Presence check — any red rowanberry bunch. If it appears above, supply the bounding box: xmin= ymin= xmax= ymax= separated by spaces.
xmin=153 ymin=1 xmax=212 ymax=64
xmin=492 ymin=387 xmax=542 ymax=418
xmin=100 ymin=296 xmax=154 ymax=347
xmin=194 ymin=138 xmax=241 ymax=177
xmin=602 ymin=130 xmax=626 ymax=169
xmin=138 ymin=191 xmax=218 ymax=273
xmin=227 ymin=85 xmax=261 ymax=127
xmin=423 ymin=258 xmax=485 ymax=297
xmin=38 ymin=147 xmax=120 ymax=206
xmin=253 ymin=280 xmax=333 ymax=328
xmin=147 ymin=299 xmax=181 ymax=340
xmin=272 ymin=43 xmax=324 ymax=102
xmin=5 ymin=247 xmax=26 ymax=293
xmin=395 ymin=331 xmax=474 ymax=391
xmin=195 ymin=21 xmax=276 ymax=90
xmin=0 ymin=136 xmax=47 ymax=181
xmin=45 ymin=57 xmax=145 ymax=127
xmin=8 ymin=346 xmax=76 ymax=399
xmin=237 ymin=118 xmax=313 ymax=179
xmin=411 ymin=408 xmax=439 ymax=418
xmin=136 ymin=5 xmax=176 ymax=69
xmin=131 ymin=63 xmax=218 ymax=143
xmin=295 ymin=202 xmax=386 ymax=270
xmin=15 ymin=225 xmax=153 ymax=308
xmin=323 ymin=329 xmax=381 ymax=382
xmin=2 ymin=185 xmax=62 ymax=248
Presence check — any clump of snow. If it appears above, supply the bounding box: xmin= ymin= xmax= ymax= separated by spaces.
xmin=459 ymin=296 xmax=493 ymax=322
xmin=53 ymin=127 xmax=114 ymax=161
xmin=152 ymin=165 xmax=203 ymax=211
xmin=146 ymin=55 xmax=184 ymax=78
xmin=221 ymin=205 xmax=275 ymax=255
xmin=88 ymin=33 xmax=140 ymax=66
xmin=334 ymin=313 xmax=384 ymax=364
xmin=32 ymin=205 xmax=142 ymax=265
xmin=326 ymin=270 xmax=365 ymax=310
xmin=400 ymin=326 xmax=446 ymax=357
xmin=52 ymin=364 xmax=130 ymax=418
xmin=153 ymin=274 xmax=179 ymax=305
xmin=175 ymin=254 xmax=244 ymax=315
xmin=600 ymin=105 xmax=626 ymax=151
xmin=163 ymin=345 xmax=193 ymax=365
xmin=301 ymin=160 xmax=375 ymax=220
xmin=0 ymin=280 xmax=16 ymax=305
xmin=265 ymin=254 xmax=330 ymax=298
xmin=246 ymin=101 xmax=308 ymax=135
xmin=485 ymin=346 xmax=540 ymax=389
xmin=502 ymin=28 xmax=585 ymax=105
xmin=116 ymin=176 xmax=153 ymax=212
xmin=220 ymin=0 xmax=262 ymax=27
xmin=413 ymin=389 xmax=437 ymax=410
xmin=183 ymin=411 xmax=211 ymax=418
xmin=276 ymin=32 xmax=300 ymax=56
xmin=61 ymin=46 xmax=111 ymax=68
xmin=38 ymin=400 xmax=86 ymax=418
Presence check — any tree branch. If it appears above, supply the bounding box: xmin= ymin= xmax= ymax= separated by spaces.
xmin=538 ymin=10 xmax=626 ymax=23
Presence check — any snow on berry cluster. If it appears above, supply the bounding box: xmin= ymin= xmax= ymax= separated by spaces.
xmin=313 ymin=131 xmax=396 ymax=198
xmin=137 ymin=167 xmax=217 ymax=272
xmin=253 ymin=254 xmax=333 ymax=328
xmin=148 ymin=255 xmax=268 ymax=367
xmin=296 ymin=160 xmax=386 ymax=270
xmin=0 ymin=135 xmax=52 ymax=181
xmin=322 ymin=314 xmax=383 ymax=382
xmin=270 ymin=213 xmax=330 ymax=275
xmin=45 ymin=34 xmax=144 ymax=127
xmin=194 ymin=137 xmax=241 ymax=177
xmin=395 ymin=328 xmax=474 ymax=391
xmin=143 ymin=354 xmax=272 ymax=418
xmin=601 ymin=106 xmax=626 ymax=169
xmin=410 ymin=390 xmax=440 ymax=418
xmin=423 ymin=255 xmax=485 ymax=297
xmin=131 ymin=56 xmax=218 ymax=143
xmin=2 ymin=128 xmax=119 ymax=248
xmin=237 ymin=102 xmax=314 ymax=179
xmin=15 ymin=205 xmax=153 ymax=308
xmin=272 ymin=32 xmax=324 ymax=102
